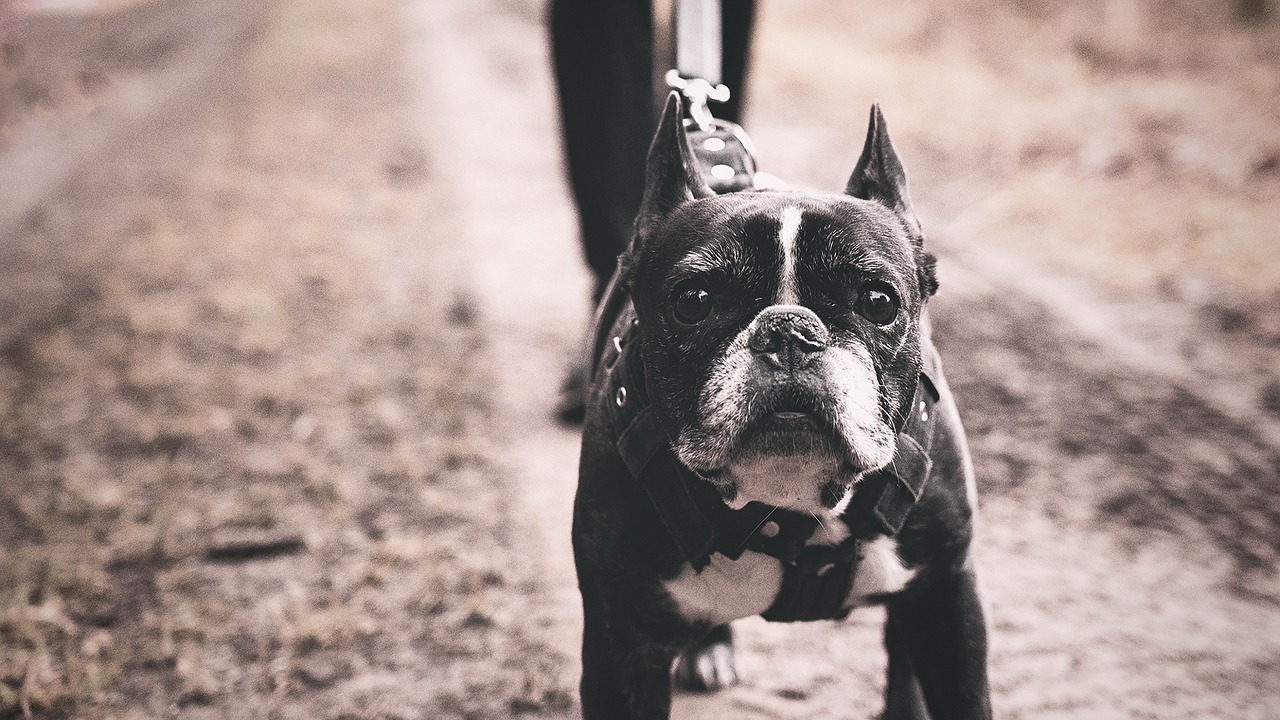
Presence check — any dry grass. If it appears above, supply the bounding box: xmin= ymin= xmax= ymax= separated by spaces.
xmin=0 ymin=0 xmax=514 ymax=715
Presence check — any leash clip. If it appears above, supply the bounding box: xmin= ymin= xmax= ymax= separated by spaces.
xmin=665 ymin=69 xmax=730 ymax=131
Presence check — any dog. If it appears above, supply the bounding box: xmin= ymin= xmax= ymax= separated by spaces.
xmin=573 ymin=92 xmax=991 ymax=720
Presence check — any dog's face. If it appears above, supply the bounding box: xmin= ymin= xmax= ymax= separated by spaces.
xmin=620 ymin=94 xmax=938 ymax=514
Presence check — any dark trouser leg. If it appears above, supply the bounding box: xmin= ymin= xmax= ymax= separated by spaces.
xmin=550 ymin=0 xmax=655 ymax=300
xmin=550 ymin=0 xmax=757 ymax=298
xmin=883 ymin=569 xmax=993 ymax=720
xmin=718 ymin=0 xmax=755 ymax=125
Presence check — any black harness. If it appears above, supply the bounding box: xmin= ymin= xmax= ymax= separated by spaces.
xmin=594 ymin=301 xmax=942 ymax=623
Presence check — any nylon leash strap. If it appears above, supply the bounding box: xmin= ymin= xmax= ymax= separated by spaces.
xmin=675 ymin=0 xmax=722 ymax=86
xmin=669 ymin=0 xmax=757 ymax=193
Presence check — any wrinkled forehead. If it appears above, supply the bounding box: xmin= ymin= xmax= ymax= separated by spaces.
xmin=644 ymin=193 xmax=918 ymax=290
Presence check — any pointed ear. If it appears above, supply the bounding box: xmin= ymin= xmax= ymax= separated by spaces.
xmin=636 ymin=92 xmax=714 ymax=239
xmin=846 ymin=104 xmax=921 ymax=239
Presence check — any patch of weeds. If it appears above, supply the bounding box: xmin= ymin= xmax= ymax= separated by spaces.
xmin=370 ymin=536 xmax=432 ymax=568
xmin=296 ymin=458 xmax=344 ymax=509
xmin=155 ymin=601 xmax=208 ymax=665
xmin=175 ymin=650 xmax=219 ymax=705
xmin=99 ymin=409 xmax=198 ymax=461
xmin=433 ymin=432 xmax=493 ymax=471
xmin=225 ymin=485 xmax=287 ymax=529
xmin=250 ymin=595 xmax=376 ymax=697
xmin=146 ymin=503 xmax=176 ymax=561
xmin=406 ymin=546 xmax=505 ymax=621
xmin=0 ymin=550 xmax=119 ymax=718
xmin=122 ymin=593 xmax=228 ymax=707
xmin=60 ymin=475 xmax=124 ymax=528
xmin=283 ymin=598 xmax=376 ymax=657
xmin=508 ymin=667 xmax=575 ymax=715
xmin=370 ymin=440 xmax=426 ymax=487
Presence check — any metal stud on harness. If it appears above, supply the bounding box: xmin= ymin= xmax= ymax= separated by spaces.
xmin=667 ymin=0 xmax=758 ymax=194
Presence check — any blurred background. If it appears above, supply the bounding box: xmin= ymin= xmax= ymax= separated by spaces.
xmin=0 ymin=0 xmax=1277 ymax=718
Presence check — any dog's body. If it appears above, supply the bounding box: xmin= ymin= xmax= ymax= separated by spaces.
xmin=573 ymin=94 xmax=991 ymax=720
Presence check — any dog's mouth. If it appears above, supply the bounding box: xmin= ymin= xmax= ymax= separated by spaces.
xmin=739 ymin=393 xmax=845 ymax=453
xmin=692 ymin=391 xmax=870 ymax=510
xmin=760 ymin=409 xmax=818 ymax=430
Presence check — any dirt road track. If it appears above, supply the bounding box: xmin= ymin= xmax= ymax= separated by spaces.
xmin=0 ymin=0 xmax=264 ymax=349
xmin=1 ymin=0 xmax=1278 ymax=718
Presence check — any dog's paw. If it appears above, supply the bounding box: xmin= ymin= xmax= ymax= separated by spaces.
xmin=672 ymin=637 xmax=738 ymax=692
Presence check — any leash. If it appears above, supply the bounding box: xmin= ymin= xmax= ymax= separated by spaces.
xmin=674 ymin=0 xmax=724 ymax=88
xmin=670 ymin=0 xmax=729 ymax=129
xmin=666 ymin=0 xmax=757 ymax=194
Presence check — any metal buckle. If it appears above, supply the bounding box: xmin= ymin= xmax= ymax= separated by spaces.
xmin=665 ymin=69 xmax=730 ymax=131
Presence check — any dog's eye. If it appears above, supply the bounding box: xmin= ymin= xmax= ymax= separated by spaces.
xmin=857 ymin=284 xmax=899 ymax=325
xmin=673 ymin=285 xmax=714 ymax=324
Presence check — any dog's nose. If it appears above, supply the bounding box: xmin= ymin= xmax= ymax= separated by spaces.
xmin=748 ymin=305 xmax=829 ymax=370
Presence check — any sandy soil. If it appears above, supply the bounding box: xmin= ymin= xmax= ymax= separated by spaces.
xmin=0 ymin=0 xmax=1277 ymax=718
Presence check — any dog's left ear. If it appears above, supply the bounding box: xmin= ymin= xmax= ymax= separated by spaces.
xmin=636 ymin=92 xmax=715 ymax=240
xmin=846 ymin=104 xmax=936 ymax=297
xmin=618 ymin=92 xmax=715 ymax=290
xmin=846 ymin=104 xmax=922 ymax=240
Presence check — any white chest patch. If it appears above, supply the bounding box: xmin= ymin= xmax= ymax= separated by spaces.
xmin=850 ymin=536 xmax=916 ymax=602
xmin=661 ymin=535 xmax=916 ymax=625
xmin=662 ymin=550 xmax=782 ymax=625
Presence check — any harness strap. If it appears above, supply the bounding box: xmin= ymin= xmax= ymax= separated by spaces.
xmin=617 ymin=407 xmax=718 ymax=570
xmin=855 ymin=347 xmax=942 ymax=535
xmin=707 ymin=501 xmax=862 ymax=622
xmin=763 ymin=550 xmax=858 ymax=622
xmin=684 ymin=120 xmax=757 ymax=194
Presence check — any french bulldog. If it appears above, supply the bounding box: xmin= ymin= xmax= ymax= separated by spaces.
xmin=573 ymin=92 xmax=991 ymax=720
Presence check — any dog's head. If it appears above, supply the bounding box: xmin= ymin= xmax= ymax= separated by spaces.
xmin=618 ymin=93 xmax=938 ymax=514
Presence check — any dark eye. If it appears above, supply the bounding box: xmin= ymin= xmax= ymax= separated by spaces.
xmin=674 ymin=285 xmax=714 ymax=324
xmin=857 ymin=284 xmax=899 ymax=325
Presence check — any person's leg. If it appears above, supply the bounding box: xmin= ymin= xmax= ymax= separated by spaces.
xmin=551 ymin=0 xmax=655 ymax=301
xmin=551 ymin=0 xmax=756 ymax=298
xmin=719 ymin=0 xmax=755 ymax=126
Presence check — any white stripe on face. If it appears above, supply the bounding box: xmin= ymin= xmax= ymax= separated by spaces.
xmin=777 ymin=206 xmax=803 ymax=304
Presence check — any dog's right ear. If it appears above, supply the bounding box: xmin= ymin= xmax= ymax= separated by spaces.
xmin=636 ymin=92 xmax=714 ymax=241
xmin=846 ymin=104 xmax=922 ymax=241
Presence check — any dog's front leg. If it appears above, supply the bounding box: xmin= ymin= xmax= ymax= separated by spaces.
xmin=883 ymin=613 xmax=930 ymax=720
xmin=883 ymin=567 xmax=992 ymax=720
xmin=580 ymin=598 xmax=677 ymax=720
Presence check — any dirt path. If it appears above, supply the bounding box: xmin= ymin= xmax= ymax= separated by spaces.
xmin=1 ymin=0 xmax=1278 ymax=718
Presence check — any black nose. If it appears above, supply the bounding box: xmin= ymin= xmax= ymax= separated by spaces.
xmin=748 ymin=305 xmax=829 ymax=370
